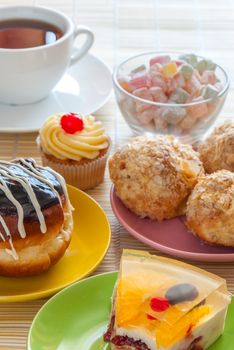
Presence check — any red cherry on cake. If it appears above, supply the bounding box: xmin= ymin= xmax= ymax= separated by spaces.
xmin=150 ymin=297 xmax=170 ymax=312
xmin=60 ymin=113 xmax=84 ymax=134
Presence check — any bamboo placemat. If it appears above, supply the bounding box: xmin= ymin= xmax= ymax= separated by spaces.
xmin=0 ymin=0 xmax=234 ymax=348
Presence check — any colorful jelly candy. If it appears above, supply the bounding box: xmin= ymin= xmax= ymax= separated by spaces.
xmin=188 ymin=96 xmax=208 ymax=119
xmin=179 ymin=63 xmax=194 ymax=80
xmin=133 ymin=87 xmax=153 ymax=100
xmin=215 ymin=82 xmax=223 ymax=92
xmin=150 ymin=55 xmax=170 ymax=66
xmin=201 ymin=70 xmax=217 ymax=85
xmin=196 ymin=59 xmax=207 ymax=74
xmin=150 ymin=72 xmax=168 ymax=92
xmin=202 ymin=84 xmax=219 ymax=100
xmin=161 ymin=62 xmax=177 ymax=79
xmin=118 ymin=78 xmax=134 ymax=93
xmin=149 ymin=87 xmax=168 ymax=103
xmin=129 ymin=74 xmax=149 ymax=90
xmin=185 ymin=76 xmax=201 ymax=95
xmin=118 ymin=53 xmax=221 ymax=133
xmin=131 ymin=64 xmax=146 ymax=74
xmin=137 ymin=108 xmax=155 ymax=125
xmin=193 ymin=69 xmax=202 ymax=83
xmin=166 ymin=72 xmax=185 ymax=94
xmin=133 ymin=88 xmax=153 ymax=114
xmin=133 ymin=88 xmax=153 ymax=113
xmin=175 ymin=60 xmax=184 ymax=67
xmin=179 ymin=114 xmax=197 ymax=131
xmin=161 ymin=106 xmax=186 ymax=125
xmin=170 ymin=88 xmax=190 ymax=104
xmin=150 ymin=63 xmax=163 ymax=76
xmin=196 ymin=59 xmax=216 ymax=74
xmin=179 ymin=53 xmax=198 ymax=67
xmin=205 ymin=59 xmax=216 ymax=71
xmin=154 ymin=109 xmax=168 ymax=130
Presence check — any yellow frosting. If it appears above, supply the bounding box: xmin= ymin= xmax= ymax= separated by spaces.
xmin=39 ymin=114 xmax=109 ymax=161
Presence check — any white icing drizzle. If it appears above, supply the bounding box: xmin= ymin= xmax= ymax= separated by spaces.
xmin=0 ymin=231 xmax=5 ymax=242
xmin=0 ymin=167 xmax=46 ymax=233
xmin=6 ymin=158 xmax=62 ymax=207
xmin=0 ymin=159 xmax=66 ymax=261
xmin=0 ymin=176 xmax=26 ymax=239
xmin=0 ymin=215 xmax=18 ymax=260
xmin=43 ymin=166 xmax=73 ymax=211
xmin=0 ymin=215 xmax=11 ymax=238
xmin=5 ymin=237 xmax=18 ymax=260
xmin=20 ymin=158 xmax=69 ymax=204
xmin=43 ymin=166 xmax=74 ymax=239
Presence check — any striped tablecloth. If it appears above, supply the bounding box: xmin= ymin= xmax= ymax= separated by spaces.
xmin=0 ymin=0 xmax=234 ymax=348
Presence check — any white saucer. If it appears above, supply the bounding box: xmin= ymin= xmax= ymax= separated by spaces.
xmin=0 ymin=53 xmax=112 ymax=133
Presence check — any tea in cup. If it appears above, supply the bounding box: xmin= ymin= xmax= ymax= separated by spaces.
xmin=0 ymin=6 xmax=94 ymax=104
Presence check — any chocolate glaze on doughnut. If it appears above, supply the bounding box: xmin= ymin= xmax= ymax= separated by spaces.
xmin=0 ymin=159 xmax=63 ymax=218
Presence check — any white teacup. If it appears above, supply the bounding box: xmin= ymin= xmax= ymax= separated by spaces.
xmin=0 ymin=6 xmax=94 ymax=105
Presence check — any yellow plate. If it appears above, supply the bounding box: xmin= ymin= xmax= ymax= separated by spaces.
xmin=0 ymin=185 xmax=111 ymax=302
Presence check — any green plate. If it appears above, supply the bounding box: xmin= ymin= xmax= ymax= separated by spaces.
xmin=28 ymin=272 xmax=234 ymax=350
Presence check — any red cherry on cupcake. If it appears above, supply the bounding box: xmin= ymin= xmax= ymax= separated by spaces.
xmin=60 ymin=113 xmax=84 ymax=134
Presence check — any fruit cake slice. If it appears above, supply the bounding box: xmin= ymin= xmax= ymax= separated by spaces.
xmin=104 ymin=250 xmax=231 ymax=350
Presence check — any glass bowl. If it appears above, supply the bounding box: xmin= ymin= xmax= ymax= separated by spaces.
xmin=113 ymin=51 xmax=230 ymax=144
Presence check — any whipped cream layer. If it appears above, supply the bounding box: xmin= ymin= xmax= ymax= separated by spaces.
xmin=39 ymin=114 xmax=109 ymax=161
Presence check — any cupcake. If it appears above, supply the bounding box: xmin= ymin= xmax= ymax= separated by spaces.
xmin=38 ymin=112 xmax=110 ymax=190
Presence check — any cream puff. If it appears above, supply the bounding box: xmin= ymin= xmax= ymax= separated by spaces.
xmin=186 ymin=170 xmax=234 ymax=247
xmin=109 ymin=135 xmax=204 ymax=220
xmin=198 ymin=121 xmax=234 ymax=173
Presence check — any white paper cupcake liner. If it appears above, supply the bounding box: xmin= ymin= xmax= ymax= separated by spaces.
xmin=40 ymin=147 xmax=110 ymax=191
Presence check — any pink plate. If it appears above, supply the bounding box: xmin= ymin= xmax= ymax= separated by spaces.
xmin=110 ymin=185 xmax=234 ymax=262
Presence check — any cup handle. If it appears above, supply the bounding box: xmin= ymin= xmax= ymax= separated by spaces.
xmin=70 ymin=25 xmax=94 ymax=66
